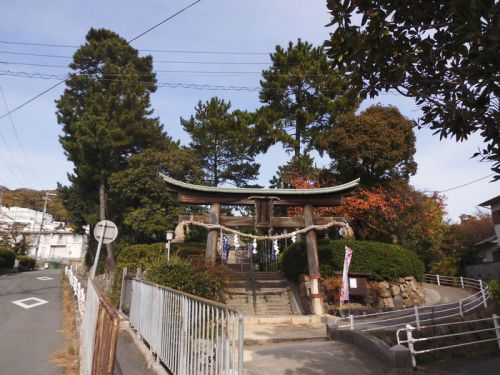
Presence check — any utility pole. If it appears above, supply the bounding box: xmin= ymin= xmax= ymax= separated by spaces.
xmin=34 ymin=192 xmax=56 ymax=261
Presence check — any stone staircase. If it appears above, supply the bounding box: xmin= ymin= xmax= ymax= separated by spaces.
xmin=224 ymin=267 xmax=294 ymax=315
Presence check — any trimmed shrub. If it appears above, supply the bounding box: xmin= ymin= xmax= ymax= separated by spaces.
xmin=281 ymin=239 xmax=425 ymax=281
xmin=172 ymin=242 xmax=205 ymax=258
xmin=116 ymin=242 xmax=164 ymax=269
xmin=111 ymin=242 xmax=208 ymax=307
xmin=17 ymin=256 xmax=36 ymax=272
xmin=0 ymin=248 xmax=16 ymax=269
xmin=144 ymin=256 xmax=227 ymax=302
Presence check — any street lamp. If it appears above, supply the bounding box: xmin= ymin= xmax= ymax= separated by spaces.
xmin=165 ymin=230 xmax=174 ymax=262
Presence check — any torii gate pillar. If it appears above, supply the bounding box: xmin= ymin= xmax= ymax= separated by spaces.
xmin=304 ymin=204 xmax=323 ymax=315
xmin=205 ymin=203 xmax=220 ymax=265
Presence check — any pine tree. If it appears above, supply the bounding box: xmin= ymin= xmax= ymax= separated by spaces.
xmin=56 ymin=28 xmax=163 ymax=270
xmin=181 ymin=97 xmax=260 ymax=187
xmin=258 ymin=39 xmax=358 ymax=161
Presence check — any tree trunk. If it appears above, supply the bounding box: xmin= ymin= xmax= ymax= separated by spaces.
xmin=99 ymin=179 xmax=115 ymax=270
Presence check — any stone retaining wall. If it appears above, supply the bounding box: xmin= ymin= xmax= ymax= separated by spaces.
xmin=376 ymin=276 xmax=425 ymax=309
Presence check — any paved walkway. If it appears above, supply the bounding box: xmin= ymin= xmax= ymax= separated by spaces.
xmin=245 ymin=322 xmax=328 ymax=345
xmin=244 ymin=341 xmax=388 ymax=375
xmin=0 ymin=269 xmax=63 ymax=374
xmin=114 ymin=327 xmax=157 ymax=375
xmin=422 ymin=283 xmax=472 ymax=305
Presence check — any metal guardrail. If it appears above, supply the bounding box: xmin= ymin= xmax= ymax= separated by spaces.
xmin=130 ymin=278 xmax=244 ymax=375
xmin=338 ymin=274 xmax=490 ymax=331
xmin=397 ymin=315 xmax=500 ymax=368
xmin=65 ymin=266 xmax=86 ymax=315
xmin=78 ymin=276 xmax=119 ymax=375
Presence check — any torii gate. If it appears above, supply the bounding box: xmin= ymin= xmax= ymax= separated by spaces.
xmin=159 ymin=171 xmax=359 ymax=315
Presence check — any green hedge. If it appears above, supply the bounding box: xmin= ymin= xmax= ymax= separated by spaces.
xmin=144 ymin=256 xmax=227 ymax=302
xmin=281 ymin=239 xmax=425 ymax=281
xmin=116 ymin=242 xmax=206 ymax=269
xmin=17 ymin=256 xmax=36 ymax=272
xmin=111 ymin=241 xmax=208 ymax=307
xmin=0 ymin=248 xmax=16 ymax=269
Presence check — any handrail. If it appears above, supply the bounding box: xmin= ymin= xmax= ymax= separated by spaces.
xmin=129 ymin=277 xmax=244 ymax=375
xmin=339 ymin=274 xmax=490 ymax=331
xmin=397 ymin=314 xmax=500 ymax=367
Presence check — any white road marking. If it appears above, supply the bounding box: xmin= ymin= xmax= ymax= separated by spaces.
xmin=36 ymin=277 xmax=54 ymax=281
xmin=12 ymin=297 xmax=49 ymax=309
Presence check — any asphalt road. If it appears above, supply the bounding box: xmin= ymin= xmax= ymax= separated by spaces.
xmin=0 ymin=269 xmax=63 ymax=375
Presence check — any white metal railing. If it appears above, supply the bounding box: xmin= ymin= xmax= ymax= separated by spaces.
xmin=80 ymin=279 xmax=100 ymax=375
xmin=339 ymin=274 xmax=490 ymax=331
xmin=129 ymin=278 xmax=244 ymax=375
xmin=65 ymin=266 xmax=86 ymax=315
xmin=397 ymin=315 xmax=500 ymax=367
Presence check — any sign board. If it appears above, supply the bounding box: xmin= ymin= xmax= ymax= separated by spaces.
xmin=349 ymin=277 xmax=357 ymax=288
xmin=93 ymin=220 xmax=118 ymax=244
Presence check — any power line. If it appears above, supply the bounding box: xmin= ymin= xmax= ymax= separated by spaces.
xmin=0 ymin=145 xmax=25 ymax=186
xmin=0 ymin=50 xmax=70 ymax=59
xmin=0 ymin=79 xmax=65 ymax=121
xmin=0 ymin=40 xmax=78 ymax=48
xmin=0 ymin=61 xmax=69 ymax=68
xmin=0 ymin=83 xmax=42 ymax=187
xmin=0 ymin=1 xmax=202 ymax=121
xmin=425 ymin=173 xmax=496 ymax=194
xmin=0 ymin=51 xmax=270 ymax=64
xmin=0 ymin=39 xmax=269 ymax=55
xmin=128 ymin=0 xmax=203 ymax=43
xmin=0 ymin=69 xmax=261 ymax=91
xmin=0 ymin=69 xmax=403 ymax=95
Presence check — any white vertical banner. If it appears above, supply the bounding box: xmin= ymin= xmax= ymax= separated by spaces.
xmin=340 ymin=246 xmax=354 ymax=302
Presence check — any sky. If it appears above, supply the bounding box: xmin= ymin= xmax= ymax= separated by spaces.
xmin=0 ymin=0 xmax=498 ymax=221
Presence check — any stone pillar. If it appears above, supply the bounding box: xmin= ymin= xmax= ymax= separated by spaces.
xmin=304 ymin=204 xmax=323 ymax=315
xmin=205 ymin=203 xmax=221 ymax=265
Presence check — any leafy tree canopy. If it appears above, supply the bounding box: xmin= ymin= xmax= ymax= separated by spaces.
xmin=181 ymin=97 xmax=260 ymax=187
xmin=258 ymin=39 xmax=359 ymax=159
xmin=318 ymin=105 xmax=417 ymax=184
xmin=325 ymin=0 xmax=500 ymax=178
xmin=108 ymin=137 xmax=204 ymax=243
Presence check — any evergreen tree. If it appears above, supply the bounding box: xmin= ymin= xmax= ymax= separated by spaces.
xmin=181 ymin=97 xmax=260 ymax=187
xmin=108 ymin=137 xmax=203 ymax=243
xmin=56 ymin=28 xmax=163 ymax=269
xmin=269 ymin=153 xmax=318 ymax=188
xmin=258 ymin=39 xmax=358 ymax=161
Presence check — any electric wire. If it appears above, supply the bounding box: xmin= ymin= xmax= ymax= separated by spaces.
xmin=0 ymin=69 xmax=404 ymax=96
xmin=424 ymin=173 xmax=496 ymax=194
xmin=0 ymin=51 xmax=270 ymax=65
xmin=0 ymin=83 xmax=43 ymax=187
xmin=0 ymin=39 xmax=269 ymax=55
xmin=128 ymin=0 xmax=203 ymax=43
xmin=0 ymin=0 xmax=203 ymax=121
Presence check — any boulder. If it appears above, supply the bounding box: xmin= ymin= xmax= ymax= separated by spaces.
xmin=383 ymin=297 xmax=395 ymax=308
xmin=404 ymin=298 xmax=415 ymax=308
xmin=393 ymin=295 xmax=404 ymax=309
xmin=409 ymin=279 xmax=418 ymax=292
xmin=379 ymin=281 xmax=390 ymax=289
xmin=390 ymin=285 xmax=401 ymax=296
xmin=379 ymin=287 xmax=392 ymax=298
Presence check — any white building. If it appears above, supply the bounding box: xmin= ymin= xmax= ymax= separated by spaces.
xmin=0 ymin=206 xmax=88 ymax=262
